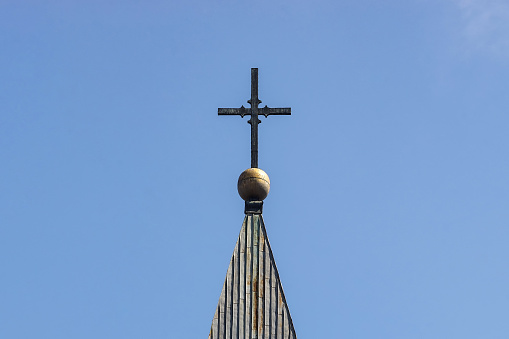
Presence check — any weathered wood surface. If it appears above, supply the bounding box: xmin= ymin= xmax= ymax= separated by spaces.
xmin=208 ymin=215 xmax=296 ymax=339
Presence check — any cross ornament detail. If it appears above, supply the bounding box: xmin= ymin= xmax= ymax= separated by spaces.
xmin=218 ymin=68 xmax=291 ymax=168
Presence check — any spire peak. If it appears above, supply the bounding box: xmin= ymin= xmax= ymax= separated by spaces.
xmin=208 ymin=215 xmax=297 ymax=339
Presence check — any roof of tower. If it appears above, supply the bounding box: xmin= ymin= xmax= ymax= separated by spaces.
xmin=208 ymin=210 xmax=296 ymax=339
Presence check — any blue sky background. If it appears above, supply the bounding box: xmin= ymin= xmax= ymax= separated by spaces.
xmin=1 ymin=1 xmax=508 ymax=338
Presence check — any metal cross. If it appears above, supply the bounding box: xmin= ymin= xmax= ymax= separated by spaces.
xmin=218 ymin=68 xmax=291 ymax=168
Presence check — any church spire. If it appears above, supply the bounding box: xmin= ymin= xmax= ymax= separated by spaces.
xmin=210 ymin=69 xmax=296 ymax=338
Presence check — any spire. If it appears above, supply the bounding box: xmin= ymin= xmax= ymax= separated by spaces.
xmin=208 ymin=212 xmax=296 ymax=339
xmin=210 ymin=69 xmax=296 ymax=338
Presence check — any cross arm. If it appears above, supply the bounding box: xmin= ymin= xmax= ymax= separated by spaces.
xmin=218 ymin=106 xmax=252 ymax=117
xmin=219 ymin=106 xmax=291 ymax=119
xmin=259 ymin=106 xmax=291 ymax=117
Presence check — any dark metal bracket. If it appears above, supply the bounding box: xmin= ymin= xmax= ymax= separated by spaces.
xmin=244 ymin=201 xmax=263 ymax=214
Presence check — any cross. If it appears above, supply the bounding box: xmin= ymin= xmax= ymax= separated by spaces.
xmin=218 ymin=68 xmax=291 ymax=168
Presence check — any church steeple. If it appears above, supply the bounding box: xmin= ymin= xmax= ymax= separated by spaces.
xmin=210 ymin=69 xmax=296 ymax=338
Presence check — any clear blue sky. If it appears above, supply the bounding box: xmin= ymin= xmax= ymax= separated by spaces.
xmin=1 ymin=1 xmax=508 ymax=338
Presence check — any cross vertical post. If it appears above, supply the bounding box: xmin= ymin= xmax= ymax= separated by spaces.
xmin=218 ymin=68 xmax=291 ymax=169
xmin=249 ymin=68 xmax=261 ymax=168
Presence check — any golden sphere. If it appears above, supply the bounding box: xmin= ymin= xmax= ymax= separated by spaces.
xmin=237 ymin=168 xmax=270 ymax=201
